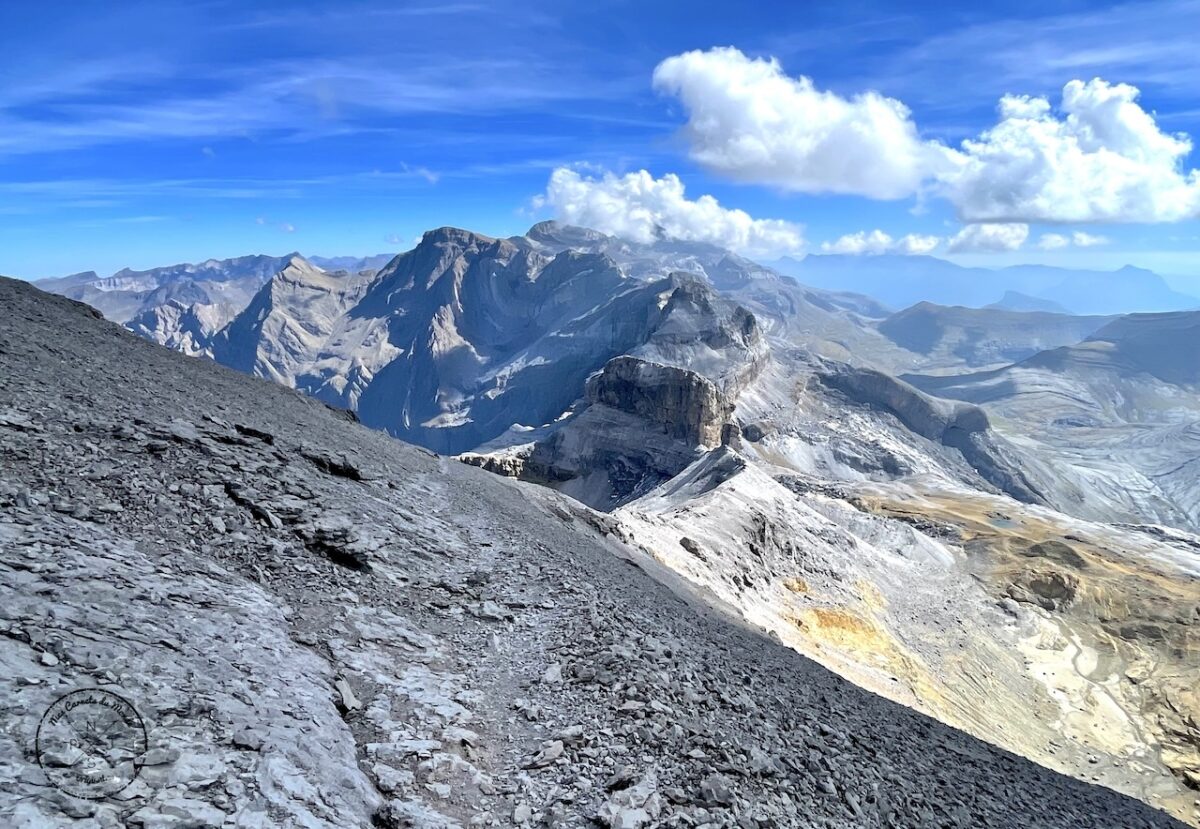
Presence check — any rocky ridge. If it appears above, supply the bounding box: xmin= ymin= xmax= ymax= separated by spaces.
xmin=34 ymin=253 xmax=303 ymax=327
xmin=25 ymin=224 xmax=1200 ymax=823
xmin=0 ymin=275 xmax=1188 ymax=828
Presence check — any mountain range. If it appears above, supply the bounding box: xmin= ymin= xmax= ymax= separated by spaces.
xmin=5 ymin=274 xmax=1190 ymax=828
xmin=767 ymin=254 xmax=1200 ymax=315
xmin=26 ymin=223 xmax=1200 ymax=825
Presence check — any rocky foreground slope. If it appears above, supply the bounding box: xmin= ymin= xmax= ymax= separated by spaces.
xmin=0 ymin=279 xmax=1189 ymax=828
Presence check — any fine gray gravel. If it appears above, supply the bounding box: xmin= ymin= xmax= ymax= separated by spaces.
xmin=0 ymin=275 xmax=1186 ymax=828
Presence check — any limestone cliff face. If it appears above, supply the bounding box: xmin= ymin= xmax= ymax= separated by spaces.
xmin=498 ymin=279 xmax=767 ymax=510
xmin=633 ymin=274 xmax=768 ymax=398
xmin=352 ymin=229 xmax=655 ymax=454
xmin=510 ymin=357 xmax=742 ymax=510
xmin=212 ymin=257 xmax=379 ymax=387
xmin=586 ymin=356 xmax=733 ymax=448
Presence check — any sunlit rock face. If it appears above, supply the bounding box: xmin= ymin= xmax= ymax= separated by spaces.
xmin=34 ymin=253 xmax=300 ymax=325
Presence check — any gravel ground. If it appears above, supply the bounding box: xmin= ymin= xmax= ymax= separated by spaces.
xmin=0 ymin=274 xmax=1185 ymax=827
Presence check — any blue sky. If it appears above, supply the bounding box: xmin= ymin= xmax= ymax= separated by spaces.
xmin=2 ymin=0 xmax=1199 ymax=281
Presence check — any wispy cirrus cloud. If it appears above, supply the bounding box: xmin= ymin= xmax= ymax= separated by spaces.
xmin=0 ymin=58 xmax=621 ymax=157
xmin=855 ymin=0 xmax=1200 ymax=117
xmin=0 ymin=0 xmax=644 ymax=159
xmin=0 ymin=168 xmax=440 ymax=209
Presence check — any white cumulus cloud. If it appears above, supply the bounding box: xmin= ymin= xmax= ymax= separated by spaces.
xmin=1071 ymin=230 xmax=1110 ymax=247
xmin=820 ymin=229 xmax=939 ymax=255
xmin=651 ymin=48 xmax=1200 ymax=224
xmin=651 ymin=47 xmax=950 ymax=200
xmin=1037 ymin=233 xmax=1070 ymax=250
xmin=537 ymin=167 xmax=805 ymax=256
xmin=941 ymin=79 xmax=1200 ymax=223
xmin=1038 ymin=230 xmax=1112 ymax=250
xmin=947 ymin=223 xmax=1029 ymax=253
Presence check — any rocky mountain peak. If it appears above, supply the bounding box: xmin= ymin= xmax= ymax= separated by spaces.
xmin=371 ymin=226 xmax=530 ymax=297
xmin=526 ymin=220 xmax=615 ymax=250
xmin=419 ymin=225 xmax=498 ymax=250
xmin=271 ymin=255 xmax=330 ymax=286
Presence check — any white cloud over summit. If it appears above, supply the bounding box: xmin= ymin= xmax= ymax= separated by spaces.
xmin=653 ymin=48 xmax=1200 ymax=224
xmin=534 ymin=51 xmax=1195 ymax=257
xmin=652 ymin=48 xmax=945 ymax=200
xmin=820 ymin=229 xmax=940 ymax=255
xmin=537 ymin=167 xmax=805 ymax=256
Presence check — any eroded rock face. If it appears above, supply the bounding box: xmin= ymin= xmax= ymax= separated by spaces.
xmin=127 ymin=299 xmax=240 ymax=357
xmin=462 ymin=276 xmax=767 ymax=510
xmin=212 ymin=256 xmax=381 ymax=391
xmin=818 ymin=362 xmax=986 ymax=443
xmin=1009 ymin=568 xmax=1080 ymax=610
xmin=520 ymin=401 xmax=710 ymax=509
xmin=587 ymin=356 xmax=733 ymax=448
xmin=350 ymin=230 xmax=661 ymax=454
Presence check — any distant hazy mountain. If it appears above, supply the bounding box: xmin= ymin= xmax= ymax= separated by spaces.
xmin=34 ymin=253 xmax=300 ymax=323
xmin=307 ymin=253 xmax=395 ymax=272
xmin=1002 ymin=264 xmax=1199 ymax=315
xmin=986 ymin=291 xmax=1070 ymax=314
xmin=1044 ymin=310 xmax=1200 ymax=387
xmin=877 ymin=301 xmax=1115 ymax=371
xmin=768 ymin=254 xmax=1200 ymax=316
xmin=32 ymin=270 xmax=102 ymax=293
xmin=768 ymin=254 xmax=982 ymax=310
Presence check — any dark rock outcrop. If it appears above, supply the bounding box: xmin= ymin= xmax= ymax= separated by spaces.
xmin=587 ymin=356 xmax=733 ymax=448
